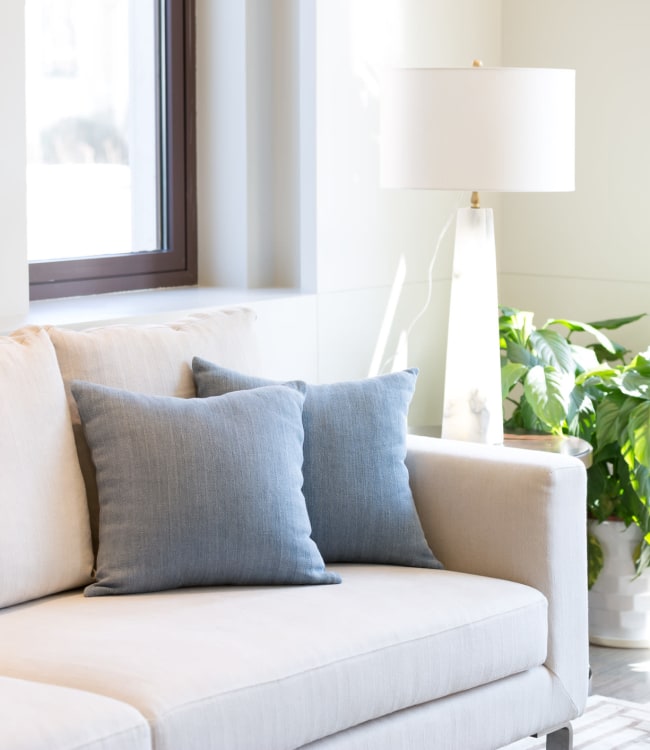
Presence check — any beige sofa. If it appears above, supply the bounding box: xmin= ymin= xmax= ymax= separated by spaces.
xmin=0 ymin=307 xmax=588 ymax=750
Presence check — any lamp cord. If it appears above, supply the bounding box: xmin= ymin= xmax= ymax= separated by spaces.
xmin=380 ymin=192 xmax=468 ymax=374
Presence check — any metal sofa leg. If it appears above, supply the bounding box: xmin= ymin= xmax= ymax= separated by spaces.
xmin=546 ymin=724 xmax=573 ymax=750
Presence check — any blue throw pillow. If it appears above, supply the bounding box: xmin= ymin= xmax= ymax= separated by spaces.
xmin=72 ymin=380 xmax=341 ymax=595
xmin=192 ymin=359 xmax=442 ymax=569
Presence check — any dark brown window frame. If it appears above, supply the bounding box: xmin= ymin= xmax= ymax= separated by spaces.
xmin=29 ymin=0 xmax=197 ymax=301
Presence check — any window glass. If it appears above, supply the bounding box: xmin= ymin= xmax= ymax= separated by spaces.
xmin=26 ymin=0 xmax=195 ymax=301
xmin=25 ymin=0 xmax=160 ymax=262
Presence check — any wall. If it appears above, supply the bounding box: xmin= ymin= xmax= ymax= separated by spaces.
xmin=0 ymin=0 xmax=499 ymax=427
xmin=0 ymin=0 xmax=28 ymax=322
xmin=500 ymin=0 xmax=650 ymax=355
xmin=196 ymin=0 xmax=501 ymax=426
xmin=3 ymin=1 xmax=647 ymax=425
xmin=312 ymin=0 xmax=501 ymax=425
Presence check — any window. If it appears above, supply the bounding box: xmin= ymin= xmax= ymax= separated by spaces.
xmin=26 ymin=0 xmax=196 ymax=300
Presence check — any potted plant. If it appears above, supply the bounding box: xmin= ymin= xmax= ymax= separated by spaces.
xmin=500 ymin=307 xmax=650 ymax=646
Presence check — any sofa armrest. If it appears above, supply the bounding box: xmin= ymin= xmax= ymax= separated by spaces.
xmin=406 ymin=434 xmax=589 ymax=710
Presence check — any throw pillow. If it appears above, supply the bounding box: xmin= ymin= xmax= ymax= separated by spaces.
xmin=48 ymin=306 xmax=260 ymax=554
xmin=192 ymin=359 xmax=442 ymax=569
xmin=0 ymin=328 xmax=93 ymax=608
xmin=72 ymin=381 xmax=341 ymax=595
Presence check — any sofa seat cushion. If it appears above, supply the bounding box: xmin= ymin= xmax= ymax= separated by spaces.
xmin=0 ymin=676 xmax=150 ymax=750
xmin=0 ymin=565 xmax=547 ymax=750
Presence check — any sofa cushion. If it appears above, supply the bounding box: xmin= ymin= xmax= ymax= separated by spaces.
xmin=72 ymin=380 xmax=340 ymax=595
xmin=192 ymin=359 xmax=441 ymax=568
xmin=0 ymin=328 xmax=93 ymax=608
xmin=0 ymin=676 xmax=150 ymax=750
xmin=0 ymin=565 xmax=547 ymax=750
xmin=48 ymin=307 xmax=260 ymax=552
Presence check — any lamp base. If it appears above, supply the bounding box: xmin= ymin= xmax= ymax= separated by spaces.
xmin=441 ymin=207 xmax=503 ymax=445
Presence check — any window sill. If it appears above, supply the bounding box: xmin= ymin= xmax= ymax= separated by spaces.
xmin=7 ymin=286 xmax=304 ymax=332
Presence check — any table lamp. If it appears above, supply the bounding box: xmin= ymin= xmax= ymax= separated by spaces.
xmin=380 ymin=62 xmax=575 ymax=444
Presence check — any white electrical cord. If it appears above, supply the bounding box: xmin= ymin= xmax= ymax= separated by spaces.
xmin=380 ymin=192 xmax=468 ymax=374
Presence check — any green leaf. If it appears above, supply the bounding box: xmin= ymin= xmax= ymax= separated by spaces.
xmin=523 ymin=365 xmax=573 ymax=432
xmin=575 ymin=364 xmax=619 ymax=387
xmin=501 ymin=362 xmax=528 ymax=400
xmin=634 ymin=541 xmax=650 ymax=578
xmin=569 ymin=344 xmax=600 ymax=374
xmin=626 ymin=353 xmax=650 ymax=377
xmin=630 ymin=463 xmax=650 ymax=514
xmin=616 ymin=370 xmax=650 ymax=400
xmin=595 ymin=395 xmax=626 ymax=447
xmin=506 ymin=340 xmax=538 ymax=368
xmin=588 ymin=313 xmax=647 ymax=331
xmin=566 ymin=385 xmax=594 ymax=436
xmin=587 ymin=531 xmax=604 ymax=589
xmin=508 ymin=397 xmax=547 ymax=433
xmin=499 ymin=307 xmax=535 ymax=346
xmin=587 ymin=461 xmax=613 ymax=519
xmin=546 ymin=318 xmax=618 ymax=354
xmin=629 ymin=400 xmax=650 ymax=467
xmin=588 ymin=341 xmax=630 ymax=363
xmin=499 ymin=306 xmax=519 ymax=317
xmin=529 ymin=329 xmax=574 ymax=373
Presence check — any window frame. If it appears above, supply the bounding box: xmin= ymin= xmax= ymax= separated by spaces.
xmin=28 ymin=0 xmax=197 ymax=301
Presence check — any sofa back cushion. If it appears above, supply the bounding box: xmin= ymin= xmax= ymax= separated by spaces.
xmin=47 ymin=307 xmax=260 ymax=552
xmin=0 ymin=328 xmax=93 ymax=608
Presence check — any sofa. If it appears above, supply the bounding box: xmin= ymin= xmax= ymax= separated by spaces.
xmin=0 ymin=306 xmax=589 ymax=750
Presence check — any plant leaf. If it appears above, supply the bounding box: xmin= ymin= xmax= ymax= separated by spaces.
xmin=587 ymin=532 xmax=604 ymax=590
xmin=629 ymin=400 xmax=650 ymax=468
xmin=506 ymin=340 xmax=538 ymax=368
xmin=547 ymin=318 xmax=618 ymax=354
xmin=569 ymin=344 xmax=600 ymax=374
xmin=589 ymin=341 xmax=630 ymax=364
xmin=567 ymin=385 xmax=594 ymax=436
xmin=594 ymin=395 xmax=620 ymax=447
xmin=529 ymin=329 xmax=575 ymax=373
xmin=499 ymin=307 xmax=535 ymax=347
xmin=627 ymin=353 xmax=650 ymax=377
xmin=501 ymin=362 xmax=528 ymax=400
xmin=523 ymin=365 xmax=573 ymax=432
xmin=634 ymin=541 xmax=650 ymax=578
xmin=617 ymin=370 xmax=650 ymax=400
xmin=588 ymin=313 xmax=647 ymax=331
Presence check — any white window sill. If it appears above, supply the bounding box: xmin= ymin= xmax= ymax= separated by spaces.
xmin=9 ymin=286 xmax=304 ymax=332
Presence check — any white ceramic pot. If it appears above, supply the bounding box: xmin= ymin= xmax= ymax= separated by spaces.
xmin=588 ymin=519 xmax=650 ymax=648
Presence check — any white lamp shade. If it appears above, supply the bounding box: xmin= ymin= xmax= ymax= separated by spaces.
xmin=380 ymin=67 xmax=575 ymax=192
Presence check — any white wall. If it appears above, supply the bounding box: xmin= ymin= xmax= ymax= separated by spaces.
xmin=182 ymin=0 xmax=503 ymax=426
xmin=0 ymin=0 xmax=28 ymax=323
xmin=500 ymin=0 xmax=650 ymax=355
xmin=312 ymin=0 xmax=501 ymax=425
xmin=0 ymin=0 xmax=640 ymax=424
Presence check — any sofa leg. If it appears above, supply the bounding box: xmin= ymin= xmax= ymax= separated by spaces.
xmin=545 ymin=724 xmax=573 ymax=750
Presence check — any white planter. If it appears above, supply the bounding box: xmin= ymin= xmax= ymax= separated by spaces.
xmin=588 ymin=519 xmax=650 ymax=648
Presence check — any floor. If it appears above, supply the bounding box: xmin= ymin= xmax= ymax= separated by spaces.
xmin=590 ymin=644 xmax=650 ymax=703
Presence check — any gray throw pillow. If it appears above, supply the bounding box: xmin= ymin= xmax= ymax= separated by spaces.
xmin=192 ymin=359 xmax=442 ymax=569
xmin=72 ymin=381 xmax=341 ymax=595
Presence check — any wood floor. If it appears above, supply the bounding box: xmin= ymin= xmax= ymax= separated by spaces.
xmin=589 ymin=644 xmax=650 ymax=703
